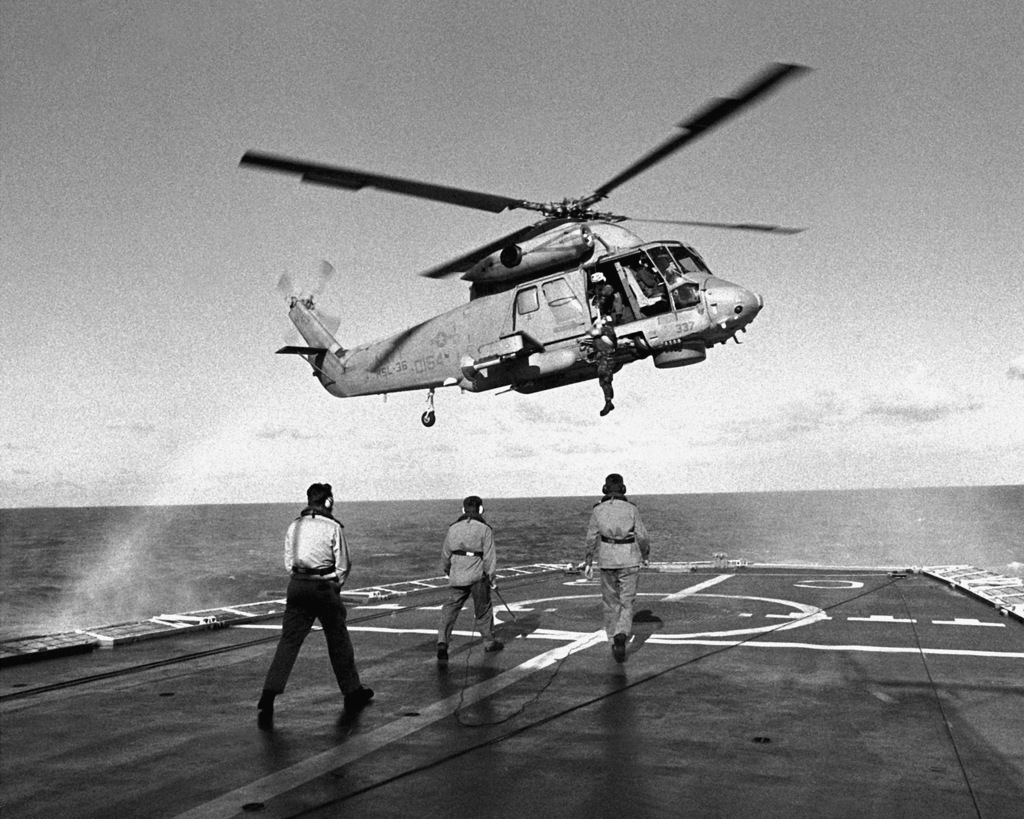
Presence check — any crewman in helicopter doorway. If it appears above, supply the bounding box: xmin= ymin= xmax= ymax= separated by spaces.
xmin=589 ymin=283 xmax=623 ymax=416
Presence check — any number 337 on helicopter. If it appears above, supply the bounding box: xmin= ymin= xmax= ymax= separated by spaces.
xmin=241 ymin=63 xmax=809 ymax=426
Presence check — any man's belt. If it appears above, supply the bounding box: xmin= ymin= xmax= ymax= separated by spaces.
xmin=450 ymin=550 xmax=484 ymax=557
xmin=601 ymin=536 xmax=635 ymax=544
xmin=292 ymin=565 xmax=336 ymax=576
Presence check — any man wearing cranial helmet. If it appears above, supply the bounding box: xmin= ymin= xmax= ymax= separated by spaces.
xmin=584 ymin=473 xmax=651 ymax=663
xmin=436 ymin=494 xmax=504 ymax=662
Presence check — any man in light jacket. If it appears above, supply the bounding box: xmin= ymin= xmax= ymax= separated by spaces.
xmin=584 ymin=473 xmax=651 ymax=662
xmin=257 ymin=482 xmax=373 ymax=727
xmin=437 ymin=495 xmax=503 ymax=662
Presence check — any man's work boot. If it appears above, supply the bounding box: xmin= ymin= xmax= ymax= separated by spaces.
xmin=600 ymin=401 xmax=615 ymax=417
xmin=484 ymin=640 xmax=504 ymax=653
xmin=612 ymin=633 xmax=627 ymax=663
xmin=257 ymin=690 xmax=276 ymax=729
xmin=343 ymin=686 xmax=375 ymax=711
xmin=437 ymin=643 xmax=449 ymax=662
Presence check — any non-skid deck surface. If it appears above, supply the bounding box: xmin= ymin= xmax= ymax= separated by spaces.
xmin=2 ymin=566 xmax=1022 ymax=818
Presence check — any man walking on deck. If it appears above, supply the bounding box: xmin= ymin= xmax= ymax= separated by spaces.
xmin=584 ymin=473 xmax=651 ymax=662
xmin=437 ymin=495 xmax=503 ymax=662
xmin=257 ymin=482 xmax=373 ymax=728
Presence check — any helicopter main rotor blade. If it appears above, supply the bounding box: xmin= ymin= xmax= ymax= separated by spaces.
xmin=585 ymin=62 xmax=810 ymax=206
xmin=624 ymin=217 xmax=805 ymax=235
xmin=240 ymin=151 xmax=525 ymax=215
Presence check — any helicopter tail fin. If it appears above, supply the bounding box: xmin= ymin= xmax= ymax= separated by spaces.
xmin=276 ymin=346 xmax=328 ymax=356
xmin=286 ymin=300 xmax=346 ymax=356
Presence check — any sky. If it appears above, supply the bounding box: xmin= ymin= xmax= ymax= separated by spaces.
xmin=2 ymin=0 xmax=1023 ymax=508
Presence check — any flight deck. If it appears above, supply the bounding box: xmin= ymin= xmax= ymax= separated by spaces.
xmin=2 ymin=564 xmax=1022 ymax=818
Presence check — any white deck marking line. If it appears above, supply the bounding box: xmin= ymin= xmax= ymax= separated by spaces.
xmin=172 ymin=630 xmax=607 ymax=819
xmin=351 ymin=626 xmax=598 ymax=641
xmin=502 ymin=591 xmax=828 ymax=640
xmin=662 ymin=574 xmax=733 ymax=601
xmin=231 ymin=625 xmax=599 ymax=641
xmin=848 ymin=616 xmax=917 ymax=623
xmin=933 ymin=619 xmax=1005 ymax=627
xmin=647 ymin=638 xmax=1024 ymax=659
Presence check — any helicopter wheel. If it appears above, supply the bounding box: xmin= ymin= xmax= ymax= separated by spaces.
xmin=421 ymin=411 xmax=436 ymax=427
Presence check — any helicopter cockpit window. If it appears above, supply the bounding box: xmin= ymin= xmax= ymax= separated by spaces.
xmin=671 ymin=281 xmax=701 ymax=309
xmin=516 ymin=287 xmax=539 ymax=315
xmin=669 ymin=245 xmax=709 ymax=275
xmin=649 ymin=245 xmax=702 ymax=309
xmin=647 ymin=246 xmax=682 ymax=279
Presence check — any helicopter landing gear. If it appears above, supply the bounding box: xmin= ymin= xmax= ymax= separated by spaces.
xmin=421 ymin=389 xmax=437 ymax=427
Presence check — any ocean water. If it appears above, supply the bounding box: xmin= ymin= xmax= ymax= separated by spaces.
xmin=0 ymin=486 xmax=1020 ymax=641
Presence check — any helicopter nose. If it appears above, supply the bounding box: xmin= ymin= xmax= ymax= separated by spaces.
xmin=733 ymin=288 xmax=762 ymax=325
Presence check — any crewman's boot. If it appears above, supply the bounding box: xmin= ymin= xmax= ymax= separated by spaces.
xmin=600 ymin=401 xmax=615 ymax=417
xmin=437 ymin=643 xmax=449 ymax=663
xmin=257 ymin=689 xmax=276 ymax=729
xmin=612 ymin=633 xmax=627 ymax=663
xmin=343 ymin=686 xmax=375 ymax=711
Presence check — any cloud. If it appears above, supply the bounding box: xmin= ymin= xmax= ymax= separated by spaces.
xmin=720 ymin=383 xmax=986 ymax=446
xmin=1008 ymin=354 xmax=1024 ymax=381
xmin=106 ymin=421 xmax=159 ymax=435
xmin=255 ymin=425 xmax=319 ymax=441
xmin=502 ymin=442 xmax=540 ymax=460
xmin=2 ymin=442 xmax=36 ymax=452
xmin=717 ymin=391 xmax=849 ymax=444
xmin=512 ymin=400 xmax=580 ymax=426
xmin=862 ymin=392 xmax=984 ymax=424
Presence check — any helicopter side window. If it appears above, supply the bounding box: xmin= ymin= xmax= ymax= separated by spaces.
xmin=516 ymin=287 xmax=539 ymax=315
xmin=542 ymin=278 xmax=584 ymax=324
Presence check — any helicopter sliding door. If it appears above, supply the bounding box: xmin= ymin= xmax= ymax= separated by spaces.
xmin=512 ymin=274 xmax=588 ymax=343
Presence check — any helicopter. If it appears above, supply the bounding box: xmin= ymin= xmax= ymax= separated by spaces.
xmin=241 ymin=62 xmax=809 ymax=426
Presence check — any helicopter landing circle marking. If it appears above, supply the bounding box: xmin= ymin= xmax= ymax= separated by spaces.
xmin=794 ymin=580 xmax=865 ymax=590
xmin=496 ymin=592 xmax=827 ymax=640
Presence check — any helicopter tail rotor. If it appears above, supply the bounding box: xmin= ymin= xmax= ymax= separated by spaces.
xmin=311 ymin=259 xmax=336 ymax=299
xmin=275 ymin=259 xmax=342 ymax=337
